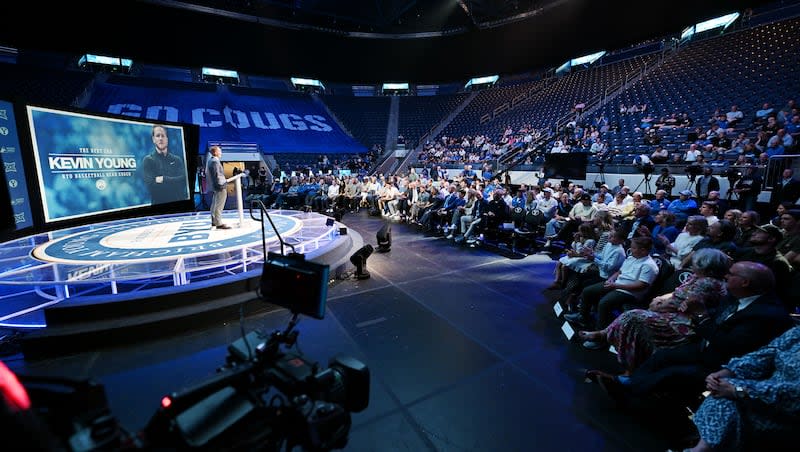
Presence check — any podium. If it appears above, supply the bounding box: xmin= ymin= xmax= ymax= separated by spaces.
xmin=226 ymin=173 xmax=245 ymax=228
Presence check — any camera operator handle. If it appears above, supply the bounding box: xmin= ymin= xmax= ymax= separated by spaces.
xmin=154 ymin=361 xmax=255 ymax=414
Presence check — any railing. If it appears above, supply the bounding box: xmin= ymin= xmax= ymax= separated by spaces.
xmin=764 ymin=155 xmax=800 ymax=190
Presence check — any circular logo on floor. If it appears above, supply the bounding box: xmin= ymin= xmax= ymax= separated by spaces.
xmin=33 ymin=214 xmax=302 ymax=264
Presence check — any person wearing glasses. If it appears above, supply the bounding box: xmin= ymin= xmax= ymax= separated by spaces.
xmin=588 ymin=261 xmax=793 ymax=405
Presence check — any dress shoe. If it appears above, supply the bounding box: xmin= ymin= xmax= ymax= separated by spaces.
xmin=564 ymin=312 xmax=591 ymax=327
xmin=595 ymin=372 xmax=628 ymax=404
xmin=545 ymin=281 xmax=562 ymax=290
xmin=216 ymin=224 xmax=232 ymax=230
xmin=582 ymin=340 xmax=603 ymax=350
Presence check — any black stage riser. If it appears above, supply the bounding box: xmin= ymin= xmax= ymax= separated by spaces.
xmin=21 ymin=295 xmax=280 ymax=360
xmin=43 ymin=276 xmax=262 ymax=326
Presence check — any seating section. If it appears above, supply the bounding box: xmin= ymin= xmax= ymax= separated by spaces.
xmin=398 ymin=93 xmax=468 ymax=148
xmin=2 ymin=13 xmax=798 ymax=179
xmin=0 ymin=63 xmax=94 ymax=107
xmin=321 ymin=95 xmax=390 ymax=149
xmin=440 ymin=78 xmax=548 ymax=141
xmin=595 ymin=17 xmax=800 ymax=159
xmin=513 ymin=54 xmax=656 ymax=133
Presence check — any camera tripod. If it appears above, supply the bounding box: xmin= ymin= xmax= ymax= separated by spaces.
xmin=633 ymin=173 xmax=653 ymax=196
xmin=593 ymin=163 xmax=607 ymax=188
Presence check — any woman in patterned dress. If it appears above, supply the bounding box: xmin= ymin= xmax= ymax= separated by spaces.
xmin=578 ymin=248 xmax=729 ymax=374
xmin=685 ymin=326 xmax=800 ymax=451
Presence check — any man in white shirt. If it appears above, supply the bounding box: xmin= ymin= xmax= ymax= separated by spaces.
xmin=565 ymin=237 xmax=659 ymax=347
xmin=726 ymin=105 xmax=744 ymax=127
xmin=536 ymin=188 xmax=558 ymax=219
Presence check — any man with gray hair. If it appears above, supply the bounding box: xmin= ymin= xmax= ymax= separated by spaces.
xmin=592 ymin=261 xmax=794 ymax=401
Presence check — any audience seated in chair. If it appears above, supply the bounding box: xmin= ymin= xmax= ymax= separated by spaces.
xmin=684 ymin=325 xmax=800 ymax=452
xmin=580 ymin=248 xmax=728 ymax=372
xmin=590 ymin=261 xmax=793 ymax=407
xmin=564 ymin=236 xmax=660 ymax=345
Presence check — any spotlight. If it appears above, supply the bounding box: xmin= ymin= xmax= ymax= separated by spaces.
xmin=376 ymin=222 xmax=391 ymax=253
xmin=326 ymin=218 xmax=335 ymax=227
xmin=350 ymin=244 xmax=374 ymax=280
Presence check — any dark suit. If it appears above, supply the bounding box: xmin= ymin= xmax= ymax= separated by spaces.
xmin=769 ymin=178 xmax=800 ymax=208
xmin=695 ymin=175 xmax=720 ymax=200
xmin=626 ymin=294 xmax=793 ymax=397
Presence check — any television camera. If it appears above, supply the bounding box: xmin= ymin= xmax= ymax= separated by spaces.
xmin=144 ymin=317 xmax=370 ymax=451
xmin=721 ymin=166 xmax=744 ymax=183
xmin=144 ymin=252 xmax=369 ymax=451
xmin=637 ymin=161 xmax=655 ymax=178
xmin=685 ymin=164 xmax=703 ymax=182
xmin=6 ymin=253 xmax=369 ymax=452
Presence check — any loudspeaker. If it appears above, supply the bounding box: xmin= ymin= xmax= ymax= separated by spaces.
xmin=339 ymin=227 xmax=348 ymax=235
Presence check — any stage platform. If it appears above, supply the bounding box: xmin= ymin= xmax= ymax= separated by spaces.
xmin=0 ymin=209 xmax=361 ymax=357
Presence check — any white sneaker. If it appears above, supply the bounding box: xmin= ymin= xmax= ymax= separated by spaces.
xmin=446 ymin=234 xmax=454 ymax=240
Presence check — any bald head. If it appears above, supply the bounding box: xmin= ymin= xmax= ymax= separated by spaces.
xmin=727 ymin=261 xmax=775 ymax=296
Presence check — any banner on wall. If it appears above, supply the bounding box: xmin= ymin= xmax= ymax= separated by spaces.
xmin=85 ymin=83 xmax=367 ymax=154
xmin=0 ymin=99 xmax=35 ymax=231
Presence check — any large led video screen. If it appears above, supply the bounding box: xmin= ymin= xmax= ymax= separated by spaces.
xmin=0 ymin=99 xmax=35 ymax=232
xmin=27 ymin=106 xmax=192 ymax=223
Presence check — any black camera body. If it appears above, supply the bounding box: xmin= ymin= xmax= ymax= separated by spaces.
xmin=721 ymin=168 xmax=743 ymax=181
xmin=685 ymin=165 xmax=703 ymax=176
xmin=141 ymin=326 xmax=370 ymax=451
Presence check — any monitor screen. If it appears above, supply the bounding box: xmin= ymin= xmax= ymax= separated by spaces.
xmin=543 ymin=153 xmax=588 ymax=181
xmin=260 ymin=252 xmax=329 ymax=320
xmin=27 ymin=106 xmax=193 ymax=223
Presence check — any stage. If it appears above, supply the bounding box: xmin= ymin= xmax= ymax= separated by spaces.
xmin=0 ymin=209 xmax=360 ymax=356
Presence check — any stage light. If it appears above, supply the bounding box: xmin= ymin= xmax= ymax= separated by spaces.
xmin=376 ymin=223 xmax=391 ymax=253
xmin=326 ymin=218 xmax=335 ymax=227
xmin=349 ymin=244 xmax=374 ymax=280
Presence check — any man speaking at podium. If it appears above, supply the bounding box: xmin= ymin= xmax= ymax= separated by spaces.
xmin=205 ymin=145 xmax=230 ymax=229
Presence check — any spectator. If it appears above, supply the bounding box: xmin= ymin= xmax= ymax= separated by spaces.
xmin=650 ymin=145 xmax=669 ymax=163
xmin=564 ymin=236 xmax=659 ymax=341
xmin=663 ymin=215 xmax=708 ymax=269
xmin=647 ymin=209 xmax=679 ymax=255
xmin=559 ymin=225 xmax=626 ymax=311
xmin=686 ymin=326 xmax=800 ymax=452
xmin=667 ymin=190 xmax=699 ymax=226
xmin=725 ymin=104 xmax=744 ymax=127
xmin=579 ymin=248 xmax=728 ymax=373
xmin=649 ymin=189 xmax=672 ymax=212
xmin=591 ymin=262 xmax=793 ymax=404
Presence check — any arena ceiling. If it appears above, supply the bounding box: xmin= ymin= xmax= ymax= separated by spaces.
xmin=0 ymin=0 xmax=779 ymax=84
